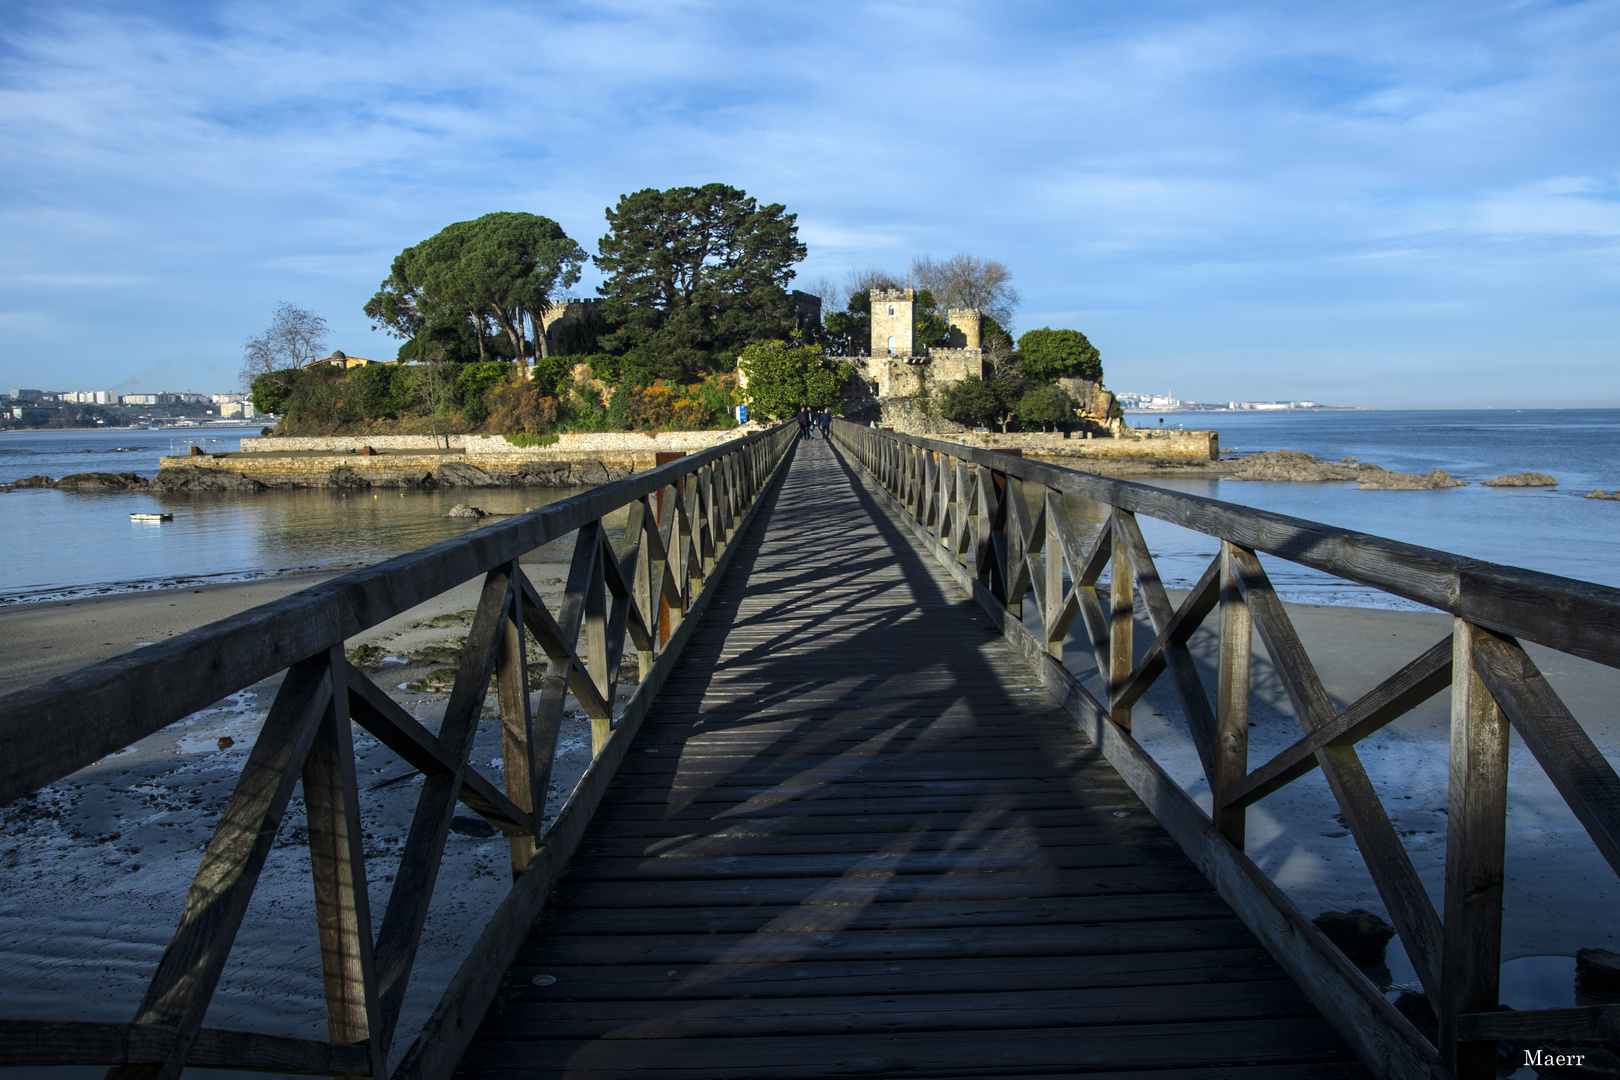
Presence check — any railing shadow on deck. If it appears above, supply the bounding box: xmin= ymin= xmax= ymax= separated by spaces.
xmin=605 ymin=435 xmax=1116 ymax=844
xmin=0 ymin=423 xmax=798 ymax=1080
xmin=829 ymin=419 xmax=1620 ymax=1080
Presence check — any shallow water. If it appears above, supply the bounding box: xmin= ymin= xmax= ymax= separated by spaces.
xmin=3 ymin=411 xmax=1618 ymax=605
xmin=1121 ymin=409 xmax=1620 ymax=609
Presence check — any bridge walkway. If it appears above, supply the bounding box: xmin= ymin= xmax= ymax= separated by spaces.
xmin=453 ymin=437 xmax=1369 ymax=1079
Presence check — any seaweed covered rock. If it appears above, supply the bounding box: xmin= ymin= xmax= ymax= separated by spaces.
xmin=1354 ymin=466 xmax=1465 ymax=490
xmin=150 ymin=466 xmax=266 ymax=492
xmin=1224 ymin=450 xmax=1357 ymax=483
xmin=54 ymin=472 xmax=148 ymax=490
xmin=1483 ymin=472 xmax=1558 ymax=487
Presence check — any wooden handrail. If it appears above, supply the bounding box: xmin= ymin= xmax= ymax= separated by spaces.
xmin=0 ymin=422 xmax=799 ymax=1080
xmin=830 ymin=419 xmax=1620 ymax=1080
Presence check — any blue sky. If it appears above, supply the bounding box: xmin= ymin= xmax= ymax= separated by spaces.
xmin=1 ymin=0 xmax=1616 ymax=407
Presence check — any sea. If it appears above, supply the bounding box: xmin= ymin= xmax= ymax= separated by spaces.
xmin=0 ymin=427 xmax=586 ymax=603
xmin=0 ymin=410 xmax=1616 ymax=608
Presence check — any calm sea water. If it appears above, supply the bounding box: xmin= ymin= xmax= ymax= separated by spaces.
xmin=1123 ymin=408 xmax=1620 ymax=609
xmin=0 ymin=428 xmax=585 ymax=603
xmin=1 ymin=411 xmax=1615 ymax=607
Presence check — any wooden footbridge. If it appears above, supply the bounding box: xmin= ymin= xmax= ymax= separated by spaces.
xmin=3 ymin=421 xmax=1618 ymax=1080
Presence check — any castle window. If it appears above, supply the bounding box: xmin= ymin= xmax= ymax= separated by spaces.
xmin=887 ymin=336 xmax=896 ymax=355
xmin=887 ymin=305 xmax=895 ymax=316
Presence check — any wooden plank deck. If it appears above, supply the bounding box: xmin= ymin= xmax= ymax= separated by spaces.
xmin=453 ymin=437 xmax=1370 ymax=1080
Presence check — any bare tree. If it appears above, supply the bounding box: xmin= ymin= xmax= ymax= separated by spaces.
xmin=802 ymin=275 xmax=844 ymax=318
xmin=240 ymin=302 xmax=330 ymax=388
xmin=909 ymin=254 xmax=1021 ymax=327
xmin=844 ymin=266 xmax=902 ymax=298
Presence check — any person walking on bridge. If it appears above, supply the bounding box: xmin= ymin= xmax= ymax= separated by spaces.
xmin=818 ymin=408 xmax=831 ymax=439
xmin=797 ymin=406 xmax=812 ymax=440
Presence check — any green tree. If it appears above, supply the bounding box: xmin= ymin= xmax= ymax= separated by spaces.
xmin=346 ymin=364 xmax=397 ymax=420
xmin=594 ymin=184 xmax=807 ymax=380
xmin=366 ymin=212 xmax=587 ymax=374
xmin=737 ymin=340 xmax=852 ymax=420
xmin=1017 ymin=327 xmax=1102 ymax=382
xmin=1015 ymin=383 xmax=1075 ymax=432
xmin=940 ymin=375 xmax=1000 ymax=429
xmin=823 ymin=288 xmax=871 ymax=357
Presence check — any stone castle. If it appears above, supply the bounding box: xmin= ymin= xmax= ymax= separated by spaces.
xmin=842 ymin=288 xmax=1120 ymax=436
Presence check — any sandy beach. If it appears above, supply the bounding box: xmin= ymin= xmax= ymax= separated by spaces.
xmin=1 ymin=546 xmax=1616 ymax=1070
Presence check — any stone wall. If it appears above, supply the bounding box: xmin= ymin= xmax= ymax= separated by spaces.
xmin=920 ymin=428 xmax=1218 ymax=460
xmin=240 ymin=429 xmax=758 ymax=454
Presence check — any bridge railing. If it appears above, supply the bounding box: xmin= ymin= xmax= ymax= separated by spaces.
xmin=831 ymin=419 xmax=1620 ymax=1080
xmin=0 ymin=422 xmax=797 ymax=1080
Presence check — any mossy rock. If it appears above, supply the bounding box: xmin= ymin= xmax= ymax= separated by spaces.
xmin=346 ymin=643 xmax=386 ymax=667
xmin=427 ymin=610 xmax=476 ymax=627
xmin=412 ymin=643 xmax=463 ymax=663
xmin=406 ymin=667 xmax=460 ymax=693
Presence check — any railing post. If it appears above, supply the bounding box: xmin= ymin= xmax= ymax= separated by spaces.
xmin=1213 ymin=541 xmax=1251 ymax=847
xmin=1109 ymin=521 xmax=1134 ymax=729
xmin=496 ymin=560 xmax=538 ymax=873
xmin=1440 ymin=618 xmax=1510 ymax=1077
xmin=1044 ymin=490 xmax=1065 ymax=659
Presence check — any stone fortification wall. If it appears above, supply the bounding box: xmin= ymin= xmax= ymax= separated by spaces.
xmin=924 ymin=428 xmax=1218 ymax=460
xmin=156 ymin=451 xmax=649 ymax=491
xmin=240 ymin=429 xmax=757 ymax=455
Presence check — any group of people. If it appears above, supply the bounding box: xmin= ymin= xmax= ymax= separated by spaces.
xmin=797 ymin=406 xmax=831 ymax=439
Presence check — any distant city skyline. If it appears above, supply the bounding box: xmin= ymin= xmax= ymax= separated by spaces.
xmin=1 ymin=1 xmax=1616 ymax=409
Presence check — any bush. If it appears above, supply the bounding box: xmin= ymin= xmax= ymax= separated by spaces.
xmin=456 ymin=362 xmax=512 ymax=425
xmin=530 ymin=353 xmax=574 ymax=395
xmin=1015 ymin=383 xmax=1075 ymax=432
xmin=346 ymin=363 xmax=397 ymax=420
xmin=487 ymin=381 xmax=559 ymax=434
xmin=940 ymin=375 xmax=1000 ymax=429
xmin=249 ymin=370 xmax=299 ymax=414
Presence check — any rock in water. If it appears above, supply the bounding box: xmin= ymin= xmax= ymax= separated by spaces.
xmin=1313 ymin=908 xmax=1396 ymax=963
xmin=1223 ymin=450 xmax=1357 ymax=483
xmin=1354 ymin=466 xmax=1466 ymax=490
xmin=1483 ymin=472 xmax=1558 ymax=487
xmin=11 ymin=475 xmax=58 ymax=488
xmin=446 ymin=504 xmax=486 ymax=519
xmin=150 ymin=466 xmax=265 ymax=492
xmin=1587 ymin=489 xmax=1620 ymax=501
xmin=54 ymin=472 xmax=149 ymax=490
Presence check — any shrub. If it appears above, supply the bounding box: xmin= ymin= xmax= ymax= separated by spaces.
xmin=456 ymin=361 xmax=512 ymax=425
xmin=487 ymin=381 xmax=559 ymax=434
xmin=940 ymin=375 xmax=1000 ymax=429
xmin=1015 ymin=383 xmax=1075 ymax=432
xmin=737 ymin=340 xmax=851 ymax=420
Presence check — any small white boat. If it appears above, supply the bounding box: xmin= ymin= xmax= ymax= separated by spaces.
xmin=130 ymin=513 xmax=174 ymax=522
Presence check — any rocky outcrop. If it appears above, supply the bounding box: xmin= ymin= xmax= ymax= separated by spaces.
xmin=446 ymin=504 xmax=487 ymax=519
xmin=54 ymin=472 xmax=149 ymax=490
xmin=149 ymin=467 xmax=266 ymax=492
xmin=432 ymin=461 xmax=502 ymax=488
xmin=11 ymin=475 xmax=61 ymax=489
xmin=1483 ymin=472 xmax=1557 ymax=487
xmin=1225 ymin=451 xmax=1357 ymax=483
xmin=1588 ymin=489 xmax=1620 ymax=501
xmin=1225 ymin=451 xmax=1466 ymax=490
xmin=1354 ymin=467 xmax=1465 ymax=490
xmin=1313 ymin=908 xmax=1395 ymax=963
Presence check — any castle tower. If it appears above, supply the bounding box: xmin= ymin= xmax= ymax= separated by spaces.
xmin=869 ymin=288 xmax=915 ymax=357
xmin=946 ymin=307 xmax=982 ymax=350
